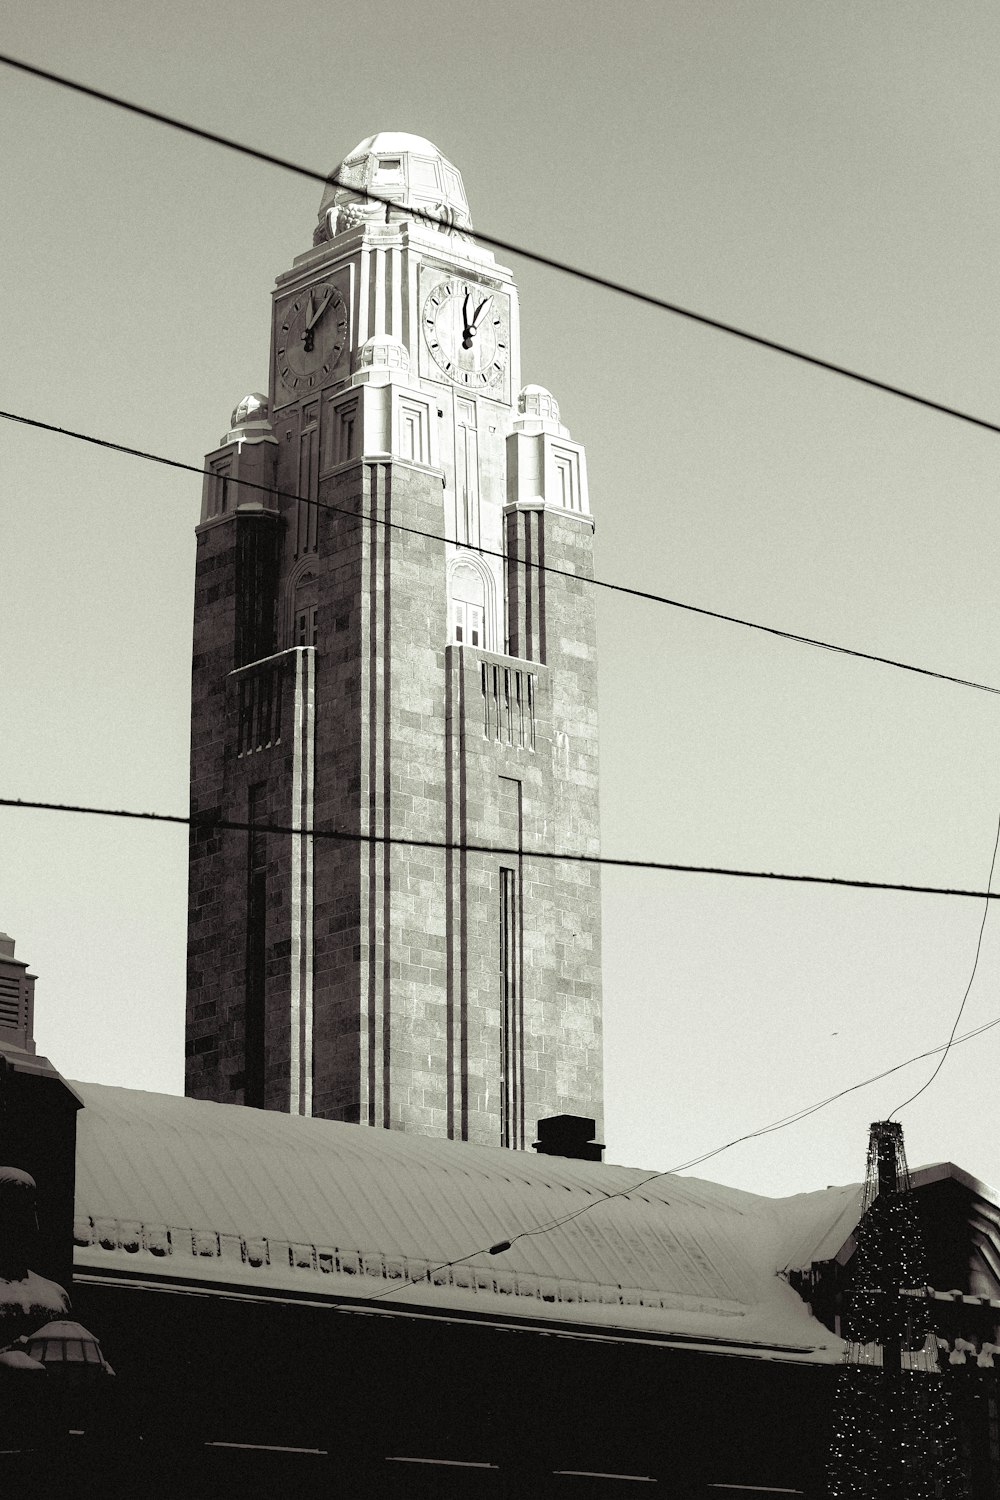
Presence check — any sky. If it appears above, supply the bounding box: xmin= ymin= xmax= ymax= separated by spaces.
xmin=3 ymin=1 xmax=1000 ymax=1199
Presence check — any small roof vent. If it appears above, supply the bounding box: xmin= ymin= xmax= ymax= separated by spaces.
xmin=532 ymin=1115 xmax=604 ymax=1163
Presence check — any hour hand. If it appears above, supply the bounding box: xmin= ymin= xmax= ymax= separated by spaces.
xmin=471 ymin=295 xmax=492 ymax=330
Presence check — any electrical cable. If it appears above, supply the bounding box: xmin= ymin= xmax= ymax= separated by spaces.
xmin=7 ymin=52 xmax=1000 ymax=1323
xmin=891 ymin=806 xmax=1000 ymax=1118
xmin=7 ymin=50 xmax=1000 ymax=1273
xmin=4 ymin=795 xmax=1000 ymax=903
xmin=365 ymin=1006 xmax=1000 ymax=1301
xmin=4 ymin=406 xmax=998 ymax=698
xmin=4 ymin=50 xmax=1000 ymax=441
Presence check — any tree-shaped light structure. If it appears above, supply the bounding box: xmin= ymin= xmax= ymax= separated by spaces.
xmin=827 ymin=1121 xmax=969 ymax=1498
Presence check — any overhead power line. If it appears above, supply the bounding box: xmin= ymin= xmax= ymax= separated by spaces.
xmin=5 ymin=795 xmax=1000 ymax=903
xmin=4 ymin=51 xmax=1000 ymax=441
xmin=892 ymin=806 xmax=1000 ymax=1118
xmin=366 ymin=815 xmax=1000 ymax=1297
xmin=7 ymin=50 xmax=998 ymax=1302
xmin=4 ymin=406 xmax=998 ymax=699
xmin=367 ymin=1006 xmax=1000 ymax=1302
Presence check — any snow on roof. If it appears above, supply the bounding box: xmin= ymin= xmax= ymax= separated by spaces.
xmin=776 ymin=1161 xmax=1000 ymax=1276
xmin=773 ymin=1182 xmax=866 ymax=1273
xmin=71 ymin=1083 xmax=842 ymax=1362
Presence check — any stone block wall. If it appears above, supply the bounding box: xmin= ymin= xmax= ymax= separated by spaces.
xmin=187 ymin=452 xmax=602 ymax=1147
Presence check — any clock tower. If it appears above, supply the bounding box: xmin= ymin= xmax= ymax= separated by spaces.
xmin=186 ymin=134 xmax=603 ymax=1148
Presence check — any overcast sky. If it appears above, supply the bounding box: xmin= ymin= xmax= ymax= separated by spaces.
xmin=3 ymin=2 xmax=1000 ymax=1198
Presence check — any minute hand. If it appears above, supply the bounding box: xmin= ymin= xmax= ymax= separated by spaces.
xmin=306 ymin=289 xmax=333 ymax=331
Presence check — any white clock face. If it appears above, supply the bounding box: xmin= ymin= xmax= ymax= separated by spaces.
xmin=276 ymin=282 xmax=348 ymax=394
xmin=422 ymin=278 xmax=509 ymax=389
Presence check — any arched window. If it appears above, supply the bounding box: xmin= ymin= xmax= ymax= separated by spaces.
xmin=293 ymin=572 xmax=318 ymax=648
xmin=450 ymin=560 xmax=485 ymax=649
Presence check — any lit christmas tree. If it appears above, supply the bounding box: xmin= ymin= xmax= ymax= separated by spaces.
xmin=827 ymin=1120 xmax=970 ymax=1498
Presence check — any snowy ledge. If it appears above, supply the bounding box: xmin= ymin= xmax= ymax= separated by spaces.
xmin=72 ymin=1213 xmax=840 ymax=1363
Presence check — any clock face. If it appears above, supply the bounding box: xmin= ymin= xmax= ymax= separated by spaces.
xmin=276 ymin=282 xmax=348 ymax=394
xmin=422 ymin=278 xmax=509 ymax=390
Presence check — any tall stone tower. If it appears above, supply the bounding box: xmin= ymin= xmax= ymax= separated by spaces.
xmin=186 ymin=134 xmax=602 ymax=1148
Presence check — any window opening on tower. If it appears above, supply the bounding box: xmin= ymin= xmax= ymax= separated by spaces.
xmin=296 ymin=607 xmax=318 ymax=648
xmin=452 ymin=599 xmax=484 ymax=648
xmin=449 ymin=559 xmax=486 ymax=650
xmin=293 ymin=573 xmax=319 ymax=648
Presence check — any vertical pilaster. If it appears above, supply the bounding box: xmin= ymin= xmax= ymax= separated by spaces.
xmin=289 ymin=646 xmax=315 ymax=1115
xmin=504 ymin=501 xmax=545 ymax=662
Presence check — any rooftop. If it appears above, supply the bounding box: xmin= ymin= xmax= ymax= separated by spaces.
xmin=71 ymin=1082 xmax=850 ymax=1363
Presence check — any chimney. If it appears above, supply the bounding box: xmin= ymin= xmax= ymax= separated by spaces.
xmin=0 ymin=931 xmax=37 ymax=1054
xmin=532 ymin=1115 xmax=605 ymax=1163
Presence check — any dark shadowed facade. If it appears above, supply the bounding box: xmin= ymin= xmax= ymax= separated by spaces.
xmin=3 ymin=1055 xmax=999 ymax=1498
xmin=185 ymin=133 xmax=602 ymax=1145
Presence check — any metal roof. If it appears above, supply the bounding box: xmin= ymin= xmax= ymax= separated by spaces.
xmin=71 ymin=1082 xmax=842 ymax=1362
xmin=776 ymin=1162 xmax=1000 ymax=1275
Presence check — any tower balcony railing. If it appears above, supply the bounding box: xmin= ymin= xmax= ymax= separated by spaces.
xmin=229 ymin=650 xmax=292 ymax=756
xmin=464 ymin=648 xmax=539 ymax=752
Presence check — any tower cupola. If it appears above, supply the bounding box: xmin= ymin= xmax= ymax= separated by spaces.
xmin=514 ymin=384 xmax=569 ymax=437
xmin=356 ymin=335 xmax=411 ymax=381
xmin=315 ymin=132 xmax=472 ymax=244
xmin=220 ymin=392 xmax=278 ymax=450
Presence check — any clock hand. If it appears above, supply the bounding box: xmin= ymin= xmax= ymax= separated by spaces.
xmin=305 ymin=288 xmax=333 ymax=333
xmin=460 ymin=290 xmax=477 ymax=349
xmin=471 ymin=296 xmax=492 ymax=330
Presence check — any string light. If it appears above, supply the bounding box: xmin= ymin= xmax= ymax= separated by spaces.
xmin=826 ymin=1121 xmax=970 ymax=1497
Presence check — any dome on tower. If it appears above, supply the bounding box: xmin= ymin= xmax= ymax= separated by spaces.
xmin=221 ymin=392 xmax=277 ymax=448
xmin=518 ymin=385 xmax=561 ymax=424
xmin=358 ymin=335 xmax=410 ymax=374
xmin=315 ymin=133 xmax=472 ymax=244
xmin=230 ymin=392 xmax=269 ymax=429
xmin=513 ymin=384 xmax=569 ymax=437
